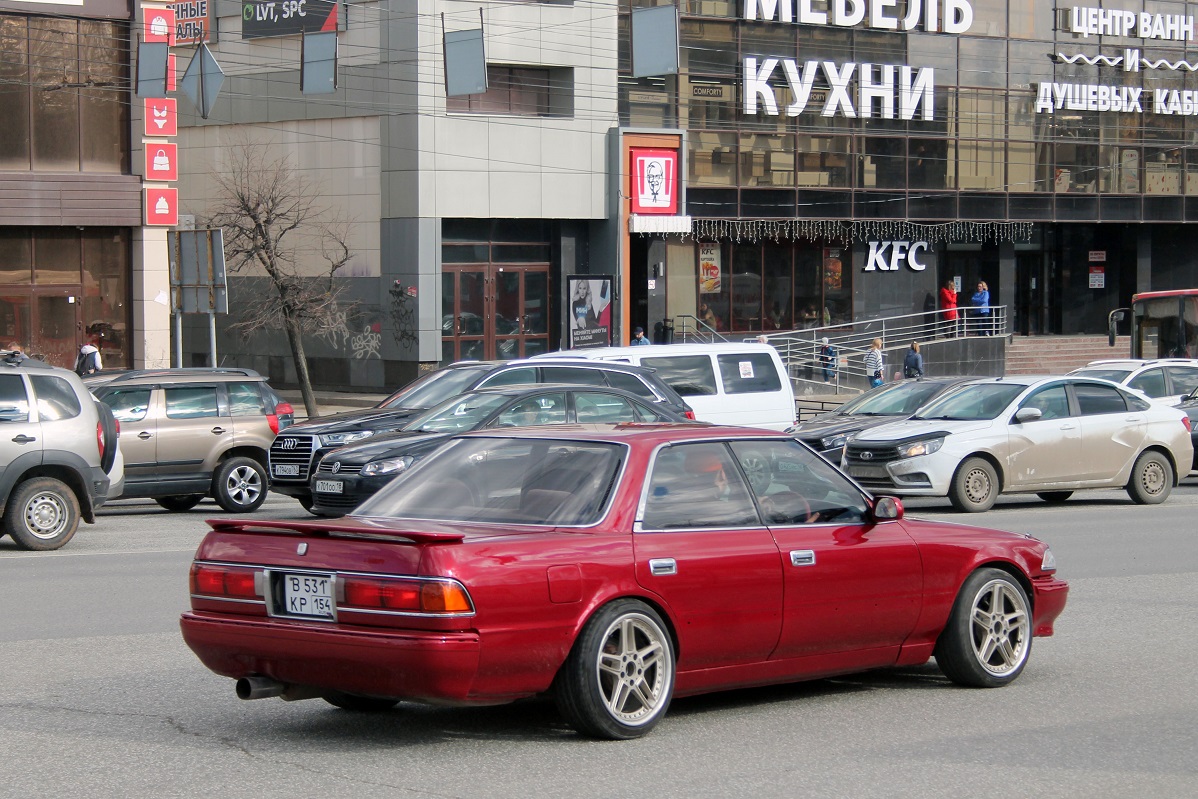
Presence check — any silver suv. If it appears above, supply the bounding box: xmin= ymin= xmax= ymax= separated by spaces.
xmin=94 ymin=369 xmax=289 ymax=513
xmin=0 ymin=358 xmax=123 ymax=550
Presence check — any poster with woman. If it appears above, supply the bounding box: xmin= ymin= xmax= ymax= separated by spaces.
xmin=568 ymin=276 xmax=613 ymax=348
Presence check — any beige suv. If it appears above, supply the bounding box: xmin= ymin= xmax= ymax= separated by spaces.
xmin=94 ymin=369 xmax=290 ymax=513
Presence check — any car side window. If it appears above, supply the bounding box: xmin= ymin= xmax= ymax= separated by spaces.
xmin=0 ymin=374 xmax=30 ymax=423
xmin=575 ymin=392 xmax=638 ymax=423
xmin=1019 ymin=385 xmax=1071 ymax=420
xmin=603 ymin=370 xmax=658 ymax=401
xmin=227 ymin=381 xmax=266 ymax=416
xmin=101 ymin=387 xmax=152 ymax=423
xmin=478 ymin=367 xmax=536 ymax=388
xmin=165 ymin=386 xmax=220 ymax=419
xmin=29 ymin=375 xmax=81 ymax=421
xmin=1074 ymin=383 xmax=1127 ymax=415
xmin=729 ymin=440 xmax=869 ymax=525
xmin=716 ymin=353 xmax=783 ymax=395
xmin=540 ymin=366 xmax=608 ymax=387
xmin=493 ymin=393 xmax=567 ymax=427
xmin=641 ymin=443 xmax=759 ymax=530
xmin=641 ymin=355 xmax=718 ymax=397
xmin=1128 ymin=368 xmax=1166 ymax=398
xmin=1166 ymin=366 xmax=1198 ymax=397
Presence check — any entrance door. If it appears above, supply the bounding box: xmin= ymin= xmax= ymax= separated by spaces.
xmin=442 ymin=265 xmax=549 ymax=362
xmin=1014 ymin=252 xmax=1045 ymax=336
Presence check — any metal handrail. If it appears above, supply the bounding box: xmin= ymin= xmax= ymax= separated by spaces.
xmin=674 ymin=314 xmax=729 ymax=343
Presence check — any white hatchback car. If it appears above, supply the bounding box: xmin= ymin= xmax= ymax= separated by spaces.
xmin=1068 ymin=359 xmax=1198 ymax=406
xmin=844 ymin=375 xmax=1194 ymax=512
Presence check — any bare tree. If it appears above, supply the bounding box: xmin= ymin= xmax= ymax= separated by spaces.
xmin=208 ymin=141 xmax=353 ymax=417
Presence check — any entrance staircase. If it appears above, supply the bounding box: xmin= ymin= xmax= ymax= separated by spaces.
xmin=1005 ymin=335 xmax=1129 ymax=375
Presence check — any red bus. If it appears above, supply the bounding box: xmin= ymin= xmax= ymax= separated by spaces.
xmin=1110 ymin=289 xmax=1198 ymax=358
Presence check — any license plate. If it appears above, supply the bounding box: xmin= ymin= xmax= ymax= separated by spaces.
xmin=315 ymin=479 xmax=343 ymax=494
xmin=848 ymin=466 xmax=887 ymax=479
xmin=277 ymin=572 xmax=334 ymax=619
xmin=273 ymin=463 xmax=300 ymax=477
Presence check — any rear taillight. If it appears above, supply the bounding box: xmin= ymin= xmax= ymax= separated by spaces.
xmin=1183 ymin=416 xmax=1192 ymax=432
xmin=340 ymin=576 xmax=473 ymax=614
xmin=684 ymin=410 xmax=696 ymax=420
xmin=96 ymin=421 xmax=105 ymax=459
xmin=191 ymin=563 xmax=260 ymax=599
xmin=267 ymin=414 xmax=279 ymax=434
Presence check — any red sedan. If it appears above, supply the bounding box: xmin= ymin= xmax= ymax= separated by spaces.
xmin=181 ymin=424 xmax=1068 ymax=739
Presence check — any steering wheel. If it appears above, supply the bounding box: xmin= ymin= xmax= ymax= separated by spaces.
xmin=760 ymin=491 xmax=815 ymax=525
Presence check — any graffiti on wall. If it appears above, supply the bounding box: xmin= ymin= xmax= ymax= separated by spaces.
xmin=389 ymin=280 xmax=419 ymax=353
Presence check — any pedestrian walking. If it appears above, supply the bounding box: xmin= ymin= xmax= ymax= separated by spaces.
xmin=970 ymin=280 xmax=991 ymax=335
xmin=74 ymin=338 xmax=102 ymax=376
xmin=631 ymin=326 xmax=651 ymax=345
xmin=818 ymin=337 xmax=837 ymax=383
xmin=903 ymin=341 xmax=924 ymax=379
xmin=865 ymin=338 xmax=884 ymax=389
xmin=939 ymin=279 xmax=958 ymax=337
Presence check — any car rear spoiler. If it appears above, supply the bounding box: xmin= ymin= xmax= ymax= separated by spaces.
xmin=206 ymin=518 xmax=467 ymax=543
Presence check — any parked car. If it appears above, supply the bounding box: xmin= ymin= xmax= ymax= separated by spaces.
xmin=308 ymin=384 xmax=693 ymax=516
xmin=789 ymin=377 xmax=977 ymax=457
xmin=1068 ymin=359 xmax=1198 ymax=406
xmin=1176 ymin=385 xmax=1198 ymax=470
xmin=270 ymin=359 xmax=694 ymax=510
xmin=844 ymin=375 xmax=1194 ymax=512
xmin=182 ymin=424 xmax=1068 ymax=739
xmin=88 ymin=368 xmax=295 ymax=429
xmin=0 ymin=358 xmax=123 ymax=550
xmin=532 ymin=342 xmax=796 ymax=430
xmin=94 ymin=369 xmax=292 ymax=513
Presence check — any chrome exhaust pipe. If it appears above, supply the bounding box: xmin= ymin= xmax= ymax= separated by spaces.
xmin=236 ymin=675 xmax=285 ymax=700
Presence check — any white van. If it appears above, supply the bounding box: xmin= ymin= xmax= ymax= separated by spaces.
xmin=531 ymin=342 xmax=796 ymax=430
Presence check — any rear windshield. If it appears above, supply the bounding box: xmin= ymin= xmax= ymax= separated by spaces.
xmin=380 ymin=365 xmax=491 ymax=411
xmin=716 ymin=353 xmax=782 ymax=395
xmin=838 ymin=381 xmax=948 ymax=416
xmin=641 ymin=355 xmax=717 ymax=397
xmin=354 ymin=437 xmax=625 ymax=526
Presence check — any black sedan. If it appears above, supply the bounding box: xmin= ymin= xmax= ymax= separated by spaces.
xmin=789 ymin=377 xmax=975 ymax=458
xmin=308 ymin=384 xmax=693 ymax=516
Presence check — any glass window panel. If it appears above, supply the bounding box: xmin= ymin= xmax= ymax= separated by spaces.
xmin=621 ymin=76 xmax=673 ymax=129
xmin=1074 ymin=383 xmax=1128 ymax=415
xmin=795 ymin=134 xmax=851 ymax=188
xmin=540 ymin=366 xmax=607 ymax=386
xmin=82 ymin=230 xmax=128 ymax=367
xmin=682 ymin=0 xmax=734 ymax=16
xmin=1008 ymin=140 xmax=1052 ymax=193
xmin=1009 ymin=1 xmax=1056 ymax=39
xmin=641 ymin=443 xmax=759 ymax=530
xmin=524 ymin=271 xmax=547 ymax=334
xmin=680 ymin=21 xmax=736 ymax=77
xmin=1128 ymin=368 xmax=1168 ymax=398
xmin=680 ymin=77 xmax=737 ymax=131
xmin=763 ymin=243 xmax=792 ymax=330
xmin=227 ymin=382 xmax=267 ymax=416
xmin=30 ymin=374 xmax=80 ymax=421
xmin=574 ymin=392 xmax=639 ymax=423
xmin=958 ymin=38 xmax=1006 ymax=89
xmin=729 ymin=244 xmax=762 ymax=332
xmin=717 ymin=353 xmax=782 ymax=394
xmin=688 ymin=130 xmax=737 ymax=187
xmin=0 ymin=230 xmax=32 ymax=284
xmin=0 ymin=15 xmax=30 ymax=170
xmin=729 ymin=440 xmax=868 ymax=525
xmin=0 ymin=295 xmax=30 ymax=352
xmin=29 ymin=18 xmax=79 ymax=171
xmin=859 ymin=137 xmax=907 ymax=189
xmin=442 ymin=219 xmax=492 ymax=242
xmin=33 ymin=230 xmax=80 ymax=285
xmin=79 ymin=21 xmax=126 ymax=173
xmin=442 ymin=244 xmax=489 ymax=263
xmin=492 ymin=244 xmax=550 ymax=262
xmin=165 ymin=386 xmax=220 ymax=419
xmin=641 ymin=355 xmax=718 ymax=397
xmin=0 ymin=373 xmax=30 ymax=422
xmin=971 ymin=0 xmax=1007 ymax=37
xmin=958 ymin=140 xmax=1005 ymax=191
xmin=794 ymin=247 xmax=822 ymax=328
xmin=909 ymin=138 xmax=949 ymax=189
xmin=739 ymin=132 xmax=793 ymax=188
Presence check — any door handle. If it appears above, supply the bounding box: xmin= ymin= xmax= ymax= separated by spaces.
xmin=1059 ymin=423 xmax=1077 ymax=430
xmin=11 ymin=434 xmax=35 ymax=444
xmin=137 ymin=431 xmax=152 ymax=440
xmin=648 ymin=558 xmax=677 ymax=576
xmin=1124 ymin=416 xmax=1143 ymax=423
xmin=211 ymin=427 xmax=227 ymax=434
xmin=790 ymin=549 xmax=816 ymax=567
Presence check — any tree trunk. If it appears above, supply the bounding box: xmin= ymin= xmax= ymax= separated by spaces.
xmin=283 ymin=312 xmax=320 ymax=418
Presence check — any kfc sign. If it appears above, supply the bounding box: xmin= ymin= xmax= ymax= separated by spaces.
xmin=630 ymin=149 xmax=678 ymax=215
xmin=862 ymin=240 xmax=930 ymax=272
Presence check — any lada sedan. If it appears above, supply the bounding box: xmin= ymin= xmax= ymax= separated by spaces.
xmin=181 ymin=425 xmax=1068 ymax=739
xmin=845 ymin=376 xmax=1194 ymax=512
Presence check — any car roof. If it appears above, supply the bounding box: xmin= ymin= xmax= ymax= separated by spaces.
xmin=449 ymin=358 xmax=662 ymax=376
xmin=1074 ymin=359 xmax=1198 ymax=371
xmin=96 ymin=367 xmax=266 ymax=386
xmin=466 ymin=383 xmax=654 ymax=397
xmin=529 ymin=342 xmax=779 ymax=359
xmin=455 ymin=423 xmax=783 ymax=445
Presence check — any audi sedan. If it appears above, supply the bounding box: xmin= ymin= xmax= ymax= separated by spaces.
xmin=845 ymin=375 xmax=1194 ymax=512
xmin=308 ymin=384 xmax=692 ymax=516
xmin=181 ymin=425 xmax=1068 ymax=739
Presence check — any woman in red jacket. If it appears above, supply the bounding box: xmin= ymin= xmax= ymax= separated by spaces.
xmin=939 ymin=279 xmax=959 ymax=337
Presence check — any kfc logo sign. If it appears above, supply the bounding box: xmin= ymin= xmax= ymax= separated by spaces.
xmin=863 ymin=241 xmax=930 ymax=272
xmin=630 ymin=149 xmax=677 ymax=215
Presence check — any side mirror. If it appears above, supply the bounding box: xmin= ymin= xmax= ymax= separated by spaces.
xmin=1108 ymin=309 xmax=1126 ymax=347
xmin=1014 ymin=407 xmax=1043 ymax=424
xmin=872 ymin=495 xmax=903 ymax=521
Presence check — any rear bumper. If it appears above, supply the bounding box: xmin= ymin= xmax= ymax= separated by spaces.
xmin=1031 ymin=577 xmax=1069 ymax=637
xmin=180 ymin=611 xmax=481 ymax=703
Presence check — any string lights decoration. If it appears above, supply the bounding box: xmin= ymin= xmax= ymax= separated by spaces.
xmin=679 ymin=219 xmax=1035 ymax=245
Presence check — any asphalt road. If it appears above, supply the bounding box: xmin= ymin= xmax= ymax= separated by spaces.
xmin=1 ymin=482 xmax=1196 ymax=798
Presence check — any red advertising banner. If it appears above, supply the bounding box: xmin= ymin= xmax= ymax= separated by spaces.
xmin=168 ymin=1 xmax=213 ymax=45
xmin=144 ymin=8 xmax=177 ymax=45
xmin=167 ymin=53 xmax=177 ymax=92
xmin=145 ymin=142 xmax=179 ymax=182
xmin=143 ymin=97 xmax=178 ymax=137
xmin=145 ymin=187 xmax=180 ymax=226
xmin=629 ymin=148 xmax=678 ymax=215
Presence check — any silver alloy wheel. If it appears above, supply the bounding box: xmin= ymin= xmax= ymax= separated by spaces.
xmin=738 ymin=452 xmax=770 ymax=492
xmin=962 ymin=463 xmax=994 ymax=505
xmin=969 ymin=578 xmax=1030 ymax=677
xmin=1137 ymin=458 xmax=1167 ymax=496
xmin=23 ymin=490 xmax=69 ymax=540
xmin=595 ymin=612 xmax=673 ymax=727
xmin=224 ymin=464 xmax=264 ymax=507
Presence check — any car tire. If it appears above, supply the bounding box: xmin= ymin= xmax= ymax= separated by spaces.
xmin=95 ymin=400 xmax=118 ymax=474
xmin=1036 ymin=491 xmax=1072 ymax=503
xmin=298 ymin=495 xmax=320 ymax=516
xmin=212 ymin=457 xmax=268 ymax=513
xmin=947 ymin=457 xmax=999 ymax=513
xmin=1127 ymin=450 xmax=1173 ymax=505
xmin=554 ymin=599 xmax=675 ymax=740
xmin=322 ymin=692 xmax=399 ymax=712
xmin=935 ymin=567 xmax=1032 ymax=688
xmin=3 ymin=477 xmax=81 ymax=551
xmin=155 ymin=494 xmax=204 ymax=512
